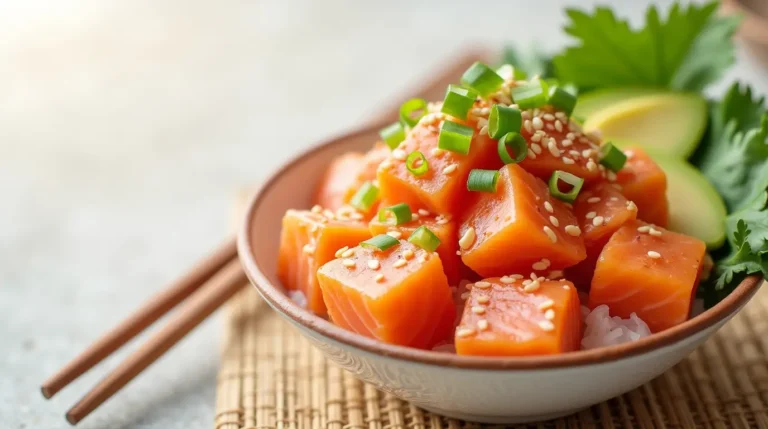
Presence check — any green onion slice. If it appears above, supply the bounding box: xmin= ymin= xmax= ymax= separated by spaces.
xmin=441 ymin=85 xmax=476 ymax=120
xmin=495 ymin=64 xmax=514 ymax=80
xmin=379 ymin=122 xmax=405 ymax=149
xmin=599 ymin=142 xmax=627 ymax=172
xmin=408 ymin=226 xmax=441 ymax=252
xmin=405 ymin=151 xmax=429 ymax=176
xmin=548 ymin=86 xmax=577 ymax=117
xmin=467 ymin=169 xmax=500 ymax=193
xmin=378 ymin=203 xmax=412 ymax=225
xmin=548 ymin=170 xmax=584 ymax=203
xmin=511 ymin=80 xmax=549 ymax=110
xmin=399 ymin=98 xmax=428 ymax=127
xmin=349 ymin=182 xmax=379 ymax=211
xmin=497 ymin=132 xmax=528 ymax=164
xmin=361 ymin=234 xmax=399 ymax=251
xmin=488 ymin=104 xmax=522 ymax=139
xmin=460 ymin=62 xmax=504 ymax=97
xmin=438 ymin=121 xmax=474 ymax=155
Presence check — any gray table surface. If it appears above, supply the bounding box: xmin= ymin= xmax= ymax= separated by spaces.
xmin=2 ymin=1 xmax=767 ymax=428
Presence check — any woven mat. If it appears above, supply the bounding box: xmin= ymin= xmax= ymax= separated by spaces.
xmin=217 ymin=193 xmax=768 ymax=429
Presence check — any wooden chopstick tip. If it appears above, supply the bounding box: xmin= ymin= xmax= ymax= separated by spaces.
xmin=66 ymin=411 xmax=80 ymax=426
xmin=40 ymin=384 xmax=53 ymax=399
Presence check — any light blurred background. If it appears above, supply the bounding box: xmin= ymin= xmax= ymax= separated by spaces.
xmin=2 ymin=1 xmax=767 ymax=428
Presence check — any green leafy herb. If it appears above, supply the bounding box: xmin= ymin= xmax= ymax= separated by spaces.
xmin=501 ymin=44 xmax=554 ymax=79
xmin=713 ymin=220 xmax=767 ymax=291
xmin=552 ymin=2 xmax=739 ymax=91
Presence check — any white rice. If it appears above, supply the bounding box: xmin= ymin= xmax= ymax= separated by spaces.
xmin=580 ymin=305 xmax=652 ymax=350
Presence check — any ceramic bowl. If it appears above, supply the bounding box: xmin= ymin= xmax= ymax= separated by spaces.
xmin=237 ymin=123 xmax=763 ymax=424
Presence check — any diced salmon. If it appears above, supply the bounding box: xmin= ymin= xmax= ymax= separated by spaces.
xmin=277 ymin=209 xmax=371 ymax=315
xmin=377 ymin=120 xmax=501 ymax=217
xmin=589 ymin=220 xmax=706 ymax=332
xmin=455 ymin=277 xmax=582 ymax=356
xmin=316 ymin=240 xmax=455 ymax=349
xmin=616 ymin=148 xmax=668 ymax=227
xmin=314 ymin=143 xmax=390 ymax=212
xmin=566 ymin=183 xmax=638 ymax=288
xmin=369 ymin=208 xmax=461 ymax=284
xmin=459 ymin=164 xmax=586 ymax=277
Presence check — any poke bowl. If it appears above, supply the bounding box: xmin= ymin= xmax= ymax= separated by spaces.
xmin=239 ymin=2 xmax=765 ymax=423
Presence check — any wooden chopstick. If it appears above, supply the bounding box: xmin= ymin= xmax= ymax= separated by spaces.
xmin=65 ymin=258 xmax=247 ymax=424
xmin=41 ymin=237 xmax=238 ymax=399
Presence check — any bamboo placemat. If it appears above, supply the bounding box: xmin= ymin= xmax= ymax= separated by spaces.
xmin=217 ymin=192 xmax=768 ymax=429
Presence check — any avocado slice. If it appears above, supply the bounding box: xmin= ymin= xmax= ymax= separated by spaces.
xmin=583 ymin=93 xmax=707 ymax=159
xmin=640 ymin=149 xmax=727 ymax=249
xmin=573 ymin=87 xmax=661 ymax=121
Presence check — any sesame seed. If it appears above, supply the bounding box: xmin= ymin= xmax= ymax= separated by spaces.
xmin=418 ymin=209 xmax=430 ymax=217
xmin=403 ymin=250 xmax=414 ymax=260
xmin=530 ymin=272 xmax=540 ymax=281
xmin=587 ymin=197 xmax=601 ymax=203
xmin=538 ymin=300 xmax=555 ymax=310
xmin=368 ymin=260 xmax=380 ymax=270
xmin=437 ymin=218 xmax=449 ymax=225
xmin=544 ymin=309 xmax=556 ymax=320
xmin=555 ymin=120 xmax=563 ymax=132
xmin=626 ymin=201 xmax=637 ymax=211
xmin=561 ymin=139 xmax=573 ymax=147
xmin=532 ymin=261 xmax=548 ymax=271
xmin=543 ymin=226 xmax=557 ymax=243
xmin=524 ymin=281 xmax=541 ymax=293
xmin=527 ymin=149 xmax=537 ymax=159
xmin=531 ymin=143 xmax=543 ymax=154
xmin=592 ymin=216 xmax=605 ymax=227
xmin=471 ymin=306 xmax=486 ymax=315
xmin=341 ymin=249 xmax=355 ymax=258
xmin=543 ymin=113 xmax=555 ymax=121
xmin=546 ymin=124 xmax=555 ymax=131
xmin=647 ymin=251 xmax=662 ymax=259
xmin=532 ymin=117 xmax=544 ymax=130
xmin=500 ymin=276 xmax=515 ymax=284
xmin=456 ymin=328 xmax=476 ymax=338
xmin=477 ymin=295 xmax=490 ymax=304
xmin=566 ymin=132 xmax=576 ymax=140
xmin=430 ymin=148 xmax=443 ymax=157
xmin=586 ymin=160 xmax=597 ymax=172
xmin=335 ymin=246 xmax=349 ymax=258
xmin=411 ymin=213 xmax=420 ymax=220
xmin=302 ymin=244 xmax=316 ymax=255
xmin=564 ymin=225 xmax=582 ymax=236
xmin=637 ymin=225 xmax=651 ymax=233
xmin=548 ymin=270 xmax=563 ymax=279
xmin=649 ymin=228 xmax=663 ymax=237
xmin=539 ymin=320 xmax=555 ymax=332
xmin=582 ymin=149 xmax=593 ymax=158
xmin=556 ymin=112 xmax=567 ymax=120
xmin=474 ymin=281 xmax=491 ymax=289
xmin=477 ymin=319 xmax=490 ymax=331
xmin=531 ymin=133 xmax=542 ymax=143
xmin=392 ymin=149 xmax=407 ymax=160
xmin=479 ymin=125 xmax=489 ymax=135
xmin=569 ymin=150 xmax=581 ymax=158
xmin=393 ymin=259 xmax=407 ymax=268
xmin=586 ymin=211 xmax=597 ymax=219
xmin=465 ymin=283 xmax=474 ymax=290
xmin=544 ymin=201 xmax=554 ymax=213
xmin=549 ymin=216 xmax=560 ymax=227
xmin=459 ymin=227 xmax=477 ymax=250
xmin=562 ymin=156 xmax=575 ymax=165
xmin=342 ymin=259 xmax=356 ymax=268
xmin=311 ymin=205 xmax=322 ymax=214
xmin=442 ymin=164 xmax=458 ymax=175
xmin=523 ymin=120 xmax=533 ymax=133
xmin=456 ymin=250 xmax=462 ymax=256
xmin=375 ymin=273 xmax=385 ymax=283
xmin=548 ymin=141 xmax=561 ymax=157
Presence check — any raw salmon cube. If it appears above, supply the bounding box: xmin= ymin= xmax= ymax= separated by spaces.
xmin=317 ymin=240 xmax=455 ymax=349
xmin=455 ymin=277 xmax=582 ymax=356
xmin=314 ymin=143 xmax=389 ymax=212
xmin=277 ymin=209 xmax=371 ymax=315
xmin=459 ymin=164 xmax=586 ymax=277
xmin=616 ymin=148 xmax=668 ymax=227
xmin=589 ymin=220 xmax=706 ymax=332
xmin=377 ymin=120 xmax=501 ymax=217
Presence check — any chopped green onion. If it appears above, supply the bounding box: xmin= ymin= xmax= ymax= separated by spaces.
xmin=378 ymin=203 xmax=412 ymax=225
xmin=408 ymin=226 xmax=441 ymax=252
xmin=441 ymin=85 xmax=476 ymax=120
xmin=599 ymin=142 xmax=627 ymax=172
xmin=405 ymin=151 xmax=429 ymax=176
xmin=379 ymin=122 xmax=405 ymax=149
xmin=495 ymin=64 xmax=514 ymax=80
xmin=399 ymin=98 xmax=428 ymax=127
xmin=467 ymin=169 xmax=500 ymax=193
xmin=497 ymin=132 xmax=528 ymax=164
xmin=488 ymin=105 xmax=522 ymax=139
xmin=349 ymin=182 xmax=379 ymax=211
xmin=548 ymin=86 xmax=577 ymax=117
xmin=511 ymin=80 xmax=549 ymax=110
xmin=548 ymin=171 xmax=584 ymax=203
xmin=460 ymin=62 xmax=504 ymax=97
xmin=361 ymin=234 xmax=399 ymax=251
xmin=438 ymin=121 xmax=474 ymax=155
xmin=561 ymin=83 xmax=578 ymax=96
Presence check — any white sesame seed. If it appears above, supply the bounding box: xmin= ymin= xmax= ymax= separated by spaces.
xmin=430 ymin=148 xmax=443 ymax=157
xmin=562 ymin=156 xmax=575 ymax=165
xmin=649 ymin=228 xmax=663 ymax=237
xmin=539 ymin=320 xmax=555 ymax=332
xmin=565 ymin=225 xmax=582 ymax=236
xmin=479 ymin=125 xmax=489 ymax=136
xmin=586 ymin=160 xmax=597 ymax=172
xmin=532 ymin=117 xmax=544 ymax=130
xmin=335 ymin=246 xmax=349 ymax=258
xmin=548 ymin=270 xmax=564 ymax=279
xmin=527 ymin=149 xmax=537 ymax=159
xmin=459 ymin=227 xmax=477 ymax=250
xmin=524 ymin=281 xmax=541 ymax=293
xmin=474 ymin=281 xmax=491 ymax=289
xmin=586 ymin=211 xmax=597 ymax=219
xmin=418 ymin=209 xmax=430 ymax=217
xmin=393 ymin=259 xmax=407 ymax=268
xmin=532 ymin=261 xmax=548 ymax=271
xmin=392 ymin=149 xmax=407 ymax=160
xmin=569 ymin=150 xmax=581 ymax=158
xmin=544 ymin=201 xmax=554 ymax=213
xmin=476 ymin=295 xmax=490 ymax=305
xmin=637 ymin=225 xmax=651 ymax=233
xmin=477 ymin=319 xmax=490 ymax=331
xmin=587 ymin=197 xmax=601 ymax=203
xmin=547 ymin=141 xmax=561 ymax=157
xmin=549 ymin=216 xmax=560 ymax=227
xmin=592 ymin=216 xmax=605 ymax=227
xmin=544 ymin=309 xmax=556 ymax=320
xmin=437 ymin=218 xmax=449 ymax=225
xmin=471 ymin=306 xmax=486 ymax=315
xmin=582 ymin=149 xmax=593 ymax=158
xmin=531 ymin=143 xmax=543 ymax=155
xmin=531 ymin=133 xmax=542 ymax=143
xmin=556 ymin=112 xmax=567 ymax=120
xmin=561 ymin=139 xmax=573 ymax=148
xmin=442 ymin=164 xmax=458 ymax=175
xmin=523 ymin=120 xmax=533 ymax=133
xmin=386 ymin=231 xmax=402 ymax=239
xmin=456 ymin=250 xmax=462 ymax=256
xmin=342 ymin=259 xmax=356 ymax=268
xmin=606 ymin=170 xmax=617 ymax=182
xmin=302 ymin=244 xmax=316 ymax=255
xmin=530 ymin=272 xmax=539 ymax=281
xmin=546 ymin=124 xmax=555 ymax=131
xmin=538 ymin=300 xmax=555 ymax=311
xmin=375 ymin=273 xmax=385 ymax=282
xmin=311 ymin=205 xmax=322 ymax=214
xmin=403 ymin=249 xmax=414 ymax=260
xmin=555 ymin=120 xmax=563 ymax=132
xmin=411 ymin=213 xmax=420 ymax=221
xmin=341 ymin=249 xmax=355 ymax=258
xmin=543 ymin=113 xmax=555 ymax=121
xmin=647 ymin=251 xmax=661 ymax=259
xmin=456 ymin=328 xmax=476 ymax=338
xmin=562 ymin=284 xmax=570 ymax=289
xmin=543 ymin=226 xmax=557 ymax=243
xmin=566 ymin=132 xmax=576 ymax=140
xmin=626 ymin=201 xmax=637 ymax=211
xmin=367 ymin=260 xmax=380 ymax=270
xmin=500 ymin=276 xmax=515 ymax=284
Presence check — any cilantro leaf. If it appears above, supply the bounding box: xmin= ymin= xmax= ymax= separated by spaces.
xmin=553 ymin=1 xmax=739 ymax=91
xmin=713 ymin=220 xmax=768 ymax=290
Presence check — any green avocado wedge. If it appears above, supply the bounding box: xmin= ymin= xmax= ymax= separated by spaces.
xmin=630 ymin=147 xmax=727 ymax=249
xmin=583 ymin=93 xmax=708 ymax=159
xmin=573 ymin=87 xmax=662 ymax=121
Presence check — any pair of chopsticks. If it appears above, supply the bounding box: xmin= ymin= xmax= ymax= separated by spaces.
xmin=40 ymin=49 xmax=490 ymax=425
